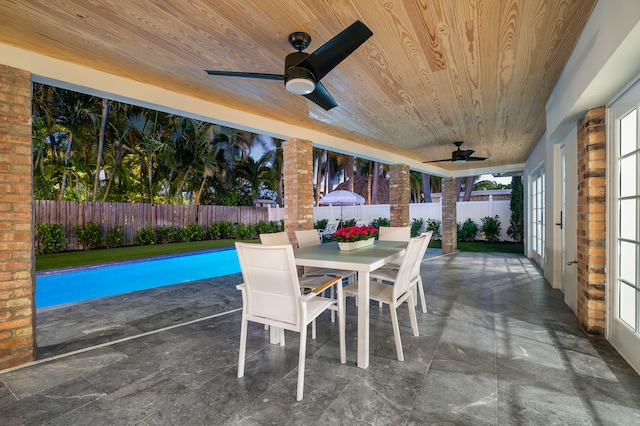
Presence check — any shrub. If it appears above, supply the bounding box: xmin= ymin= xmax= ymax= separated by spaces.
xmin=481 ymin=215 xmax=502 ymax=242
xmin=426 ymin=218 xmax=441 ymax=240
xmin=218 ymin=221 xmax=237 ymax=239
xmin=72 ymin=222 xmax=103 ymax=251
xmin=182 ymin=223 xmax=204 ymax=242
xmin=236 ymin=223 xmax=256 ymax=240
xmin=371 ymin=217 xmax=390 ymax=228
xmin=254 ymin=220 xmax=275 ymax=235
xmin=314 ymin=218 xmax=328 ymax=230
xmin=411 ymin=218 xmax=424 ymax=237
xmin=207 ymin=222 xmax=222 ymax=240
xmin=134 ymin=226 xmax=155 ymax=245
xmin=156 ymin=225 xmax=182 ymax=244
xmin=35 ymin=223 xmax=67 ymax=255
xmin=458 ymin=218 xmax=478 ymax=242
xmin=106 ymin=225 xmax=124 ymax=248
xmin=342 ymin=218 xmax=357 ymax=227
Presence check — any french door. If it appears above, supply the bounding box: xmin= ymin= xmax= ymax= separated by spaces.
xmin=609 ymin=79 xmax=640 ymax=373
xmin=529 ymin=167 xmax=545 ymax=267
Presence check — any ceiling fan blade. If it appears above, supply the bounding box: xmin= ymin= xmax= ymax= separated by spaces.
xmin=205 ymin=71 xmax=284 ymax=81
xmin=296 ymin=20 xmax=373 ymax=81
xmin=466 ymin=156 xmax=487 ymax=161
xmin=303 ymin=82 xmax=338 ymax=110
xmin=422 ymin=159 xmax=452 ymax=163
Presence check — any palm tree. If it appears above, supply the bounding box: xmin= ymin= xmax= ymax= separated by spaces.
xmin=234 ymin=152 xmax=277 ymax=202
xmin=92 ymin=98 xmax=109 ymax=201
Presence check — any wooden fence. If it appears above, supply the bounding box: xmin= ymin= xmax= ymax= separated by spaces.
xmin=35 ymin=200 xmax=271 ymax=251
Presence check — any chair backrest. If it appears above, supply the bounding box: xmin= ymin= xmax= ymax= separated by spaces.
xmin=378 ymin=226 xmax=411 ymax=242
xmin=295 ymin=229 xmax=322 ymax=248
xmin=235 ymin=242 xmax=301 ymax=327
xmin=393 ymin=233 xmax=430 ymax=297
xmin=355 ymin=220 xmax=369 ymax=227
xmin=259 ymin=232 xmax=290 ymax=245
xmin=323 ymin=221 xmax=339 ymax=233
xmin=409 ymin=231 xmax=433 ymax=279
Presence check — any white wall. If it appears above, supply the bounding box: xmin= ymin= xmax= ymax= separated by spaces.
xmin=526 ymin=1 xmax=640 ymax=303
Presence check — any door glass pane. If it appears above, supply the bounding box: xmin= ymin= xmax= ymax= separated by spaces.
xmin=619 ymin=282 xmax=637 ymax=329
xmin=619 ymin=241 xmax=637 ymax=284
xmin=620 ymin=199 xmax=637 ymax=240
xmin=620 ymin=155 xmax=637 ymax=197
xmin=620 ymin=110 xmax=637 ymax=157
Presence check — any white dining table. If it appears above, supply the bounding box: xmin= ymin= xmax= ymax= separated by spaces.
xmin=293 ymin=240 xmax=406 ymax=368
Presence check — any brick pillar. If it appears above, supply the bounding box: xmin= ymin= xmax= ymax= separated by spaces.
xmin=0 ymin=65 xmax=35 ymax=369
xmin=389 ymin=164 xmax=410 ymax=227
xmin=576 ymin=106 xmax=606 ymax=334
xmin=283 ymin=138 xmax=314 ymax=247
xmin=441 ymin=177 xmax=458 ymax=254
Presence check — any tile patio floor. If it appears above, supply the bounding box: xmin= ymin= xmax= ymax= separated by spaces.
xmin=2 ymin=250 xmax=640 ymax=425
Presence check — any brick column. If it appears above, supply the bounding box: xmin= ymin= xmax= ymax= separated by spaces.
xmin=389 ymin=164 xmax=410 ymax=227
xmin=0 ymin=65 xmax=35 ymax=369
xmin=576 ymin=106 xmax=606 ymax=334
xmin=283 ymin=138 xmax=314 ymax=247
xmin=441 ymin=177 xmax=458 ymax=254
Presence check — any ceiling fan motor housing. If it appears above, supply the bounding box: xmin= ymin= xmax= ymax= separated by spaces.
xmin=284 ymin=52 xmax=316 ymax=94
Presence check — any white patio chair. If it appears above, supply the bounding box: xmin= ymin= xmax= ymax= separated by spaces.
xmin=259 ymin=231 xmax=289 ymax=245
xmin=378 ymin=225 xmax=411 ymax=242
xmin=371 ymin=231 xmax=433 ymax=313
xmin=235 ymin=242 xmax=346 ymax=401
xmin=295 ymin=229 xmax=357 ymax=322
xmin=343 ymin=233 xmax=429 ymax=362
xmin=355 ymin=220 xmax=370 ymax=227
xmin=318 ymin=220 xmax=339 ymax=241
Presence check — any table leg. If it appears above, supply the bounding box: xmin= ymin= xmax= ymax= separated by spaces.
xmin=357 ymin=270 xmax=370 ymax=368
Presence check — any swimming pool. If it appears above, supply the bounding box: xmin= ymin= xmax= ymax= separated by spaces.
xmin=35 ymin=248 xmax=241 ymax=308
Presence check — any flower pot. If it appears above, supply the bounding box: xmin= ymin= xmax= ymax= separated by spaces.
xmin=338 ymin=237 xmax=375 ymax=251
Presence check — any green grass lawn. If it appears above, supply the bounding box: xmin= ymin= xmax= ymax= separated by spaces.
xmin=36 ymin=240 xmax=243 ymax=271
xmin=37 ymin=239 xmax=524 ymax=272
xmin=428 ymin=240 xmax=524 ymax=254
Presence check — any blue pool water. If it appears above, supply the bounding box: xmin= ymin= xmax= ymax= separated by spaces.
xmin=35 ymin=248 xmax=241 ymax=308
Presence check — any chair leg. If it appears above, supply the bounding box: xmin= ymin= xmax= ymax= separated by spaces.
xmin=330 ymin=285 xmax=336 ymax=323
xmin=312 ymin=319 xmax=316 ymax=339
xmin=297 ymin=324 xmax=307 ymax=401
xmin=407 ymin=293 xmax=419 ymax=337
xmin=238 ymin=318 xmax=248 ymax=378
xmin=389 ymin=303 xmax=404 ymax=362
xmin=337 ymin=282 xmax=346 ymax=364
xmin=280 ymin=327 xmax=286 ymax=346
xmin=417 ymin=277 xmax=427 ymax=314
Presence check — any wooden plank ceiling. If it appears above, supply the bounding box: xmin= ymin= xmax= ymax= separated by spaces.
xmin=0 ymin=0 xmax=596 ymax=172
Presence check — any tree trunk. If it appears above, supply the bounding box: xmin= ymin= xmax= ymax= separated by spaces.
xmin=92 ymin=98 xmax=109 ymax=202
xmin=455 ymin=177 xmax=463 ymax=201
xmin=463 ymin=175 xmax=474 ymax=201
xmin=371 ymin=161 xmax=379 ymax=204
xmin=60 ymin=132 xmax=74 ymax=200
xmin=102 ymin=146 xmax=124 ymax=202
xmin=315 ymin=151 xmax=323 ymax=205
xmin=345 ymin=156 xmax=354 ymax=191
xmin=421 ymin=173 xmax=432 ymax=202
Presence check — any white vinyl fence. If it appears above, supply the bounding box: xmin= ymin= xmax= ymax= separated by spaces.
xmin=312 ymin=195 xmax=514 ymax=242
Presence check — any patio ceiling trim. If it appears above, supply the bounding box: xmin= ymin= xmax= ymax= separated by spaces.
xmin=2 ymin=43 xmax=523 ymax=179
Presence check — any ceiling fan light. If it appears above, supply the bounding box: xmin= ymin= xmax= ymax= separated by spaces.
xmin=285 ymin=78 xmax=315 ymax=95
xmin=451 ymin=159 xmax=466 ymax=165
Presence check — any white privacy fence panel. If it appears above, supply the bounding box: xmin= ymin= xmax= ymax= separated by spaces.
xmin=314 ymin=196 xmax=514 ymax=241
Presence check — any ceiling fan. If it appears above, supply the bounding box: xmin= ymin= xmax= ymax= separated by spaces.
xmin=205 ymin=20 xmax=373 ymax=111
xmin=424 ymin=142 xmax=487 ymax=165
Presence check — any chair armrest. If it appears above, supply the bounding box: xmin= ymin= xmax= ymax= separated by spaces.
xmin=236 ymin=283 xmax=245 ymax=291
xmin=300 ymin=276 xmax=341 ymax=302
